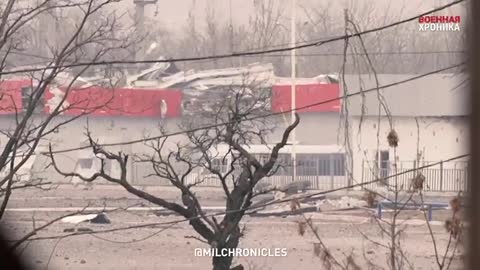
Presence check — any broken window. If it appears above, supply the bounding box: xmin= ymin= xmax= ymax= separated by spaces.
xmin=78 ymin=158 xmax=93 ymax=169
xmin=21 ymin=86 xmax=43 ymax=113
xmin=210 ymin=158 xmax=228 ymax=174
xmin=375 ymin=150 xmax=390 ymax=178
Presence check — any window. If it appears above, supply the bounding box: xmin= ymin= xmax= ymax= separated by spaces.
xmin=21 ymin=86 xmax=43 ymax=113
xmin=275 ymin=153 xmax=292 ymax=175
xmin=208 ymin=152 xmax=347 ymax=177
xmin=210 ymin=158 xmax=228 ymax=174
xmin=269 ymin=153 xmax=346 ymax=176
xmin=297 ymin=154 xmax=322 ymax=176
xmin=295 ymin=154 xmax=346 ymax=176
xmin=78 ymin=158 xmax=93 ymax=169
xmin=254 ymin=153 xmax=291 ymax=176
xmin=254 ymin=154 xmax=270 ymax=165
xmin=332 ymin=154 xmax=346 ymax=176
xmin=375 ymin=150 xmax=390 ymax=177
xmin=380 ymin=151 xmax=389 ymax=169
xmin=316 ymin=158 xmax=329 ymax=176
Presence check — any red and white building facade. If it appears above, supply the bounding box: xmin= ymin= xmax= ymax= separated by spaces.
xmin=0 ymin=71 xmax=469 ymax=192
xmin=0 ymin=74 xmax=348 ymax=189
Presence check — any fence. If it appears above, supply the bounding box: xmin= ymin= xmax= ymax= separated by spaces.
xmin=25 ymin=155 xmax=468 ymax=193
xmin=361 ymin=160 xmax=470 ymax=192
xmin=127 ymin=159 xmax=470 ymax=193
xmin=131 ymin=158 xmax=349 ymax=190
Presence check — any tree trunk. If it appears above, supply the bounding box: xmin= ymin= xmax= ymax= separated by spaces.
xmin=211 ymin=247 xmax=244 ymax=270
xmin=211 ymin=227 xmax=242 ymax=270
xmin=212 ymin=254 xmax=234 ymax=270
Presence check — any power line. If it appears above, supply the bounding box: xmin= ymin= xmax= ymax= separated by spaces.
xmin=236 ymin=50 xmax=465 ymax=57
xmin=0 ymin=46 xmax=464 ymax=63
xmin=1 ymin=50 xmax=52 ymax=60
xmin=26 ymin=153 xmax=469 ymax=242
xmin=0 ymin=0 xmax=464 ymax=76
xmin=47 ymin=62 xmax=465 ymax=155
xmin=4 ymin=50 xmax=464 ymax=73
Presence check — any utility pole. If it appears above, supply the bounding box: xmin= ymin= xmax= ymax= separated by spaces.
xmin=229 ymin=0 xmax=234 ymax=66
xmin=434 ymin=0 xmax=439 ymax=70
xmin=38 ymin=1 xmax=57 ymax=59
xmin=133 ymin=0 xmax=158 ymax=68
xmin=290 ymin=0 xmax=297 ymax=182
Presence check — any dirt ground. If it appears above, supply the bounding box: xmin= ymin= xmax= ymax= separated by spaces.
xmin=2 ymin=207 xmax=464 ymax=270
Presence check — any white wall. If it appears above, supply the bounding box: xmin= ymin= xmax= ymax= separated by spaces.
xmin=0 ymin=115 xmax=185 ymax=184
xmin=266 ymin=113 xmax=340 ymax=145
xmin=1 ymin=112 xmax=468 ymax=188
xmin=347 ymin=116 xmax=470 ymax=188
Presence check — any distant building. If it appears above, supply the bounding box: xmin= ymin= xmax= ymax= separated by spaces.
xmin=343 ymin=73 xmax=470 ymax=192
xmin=0 ymin=67 xmax=469 ymax=192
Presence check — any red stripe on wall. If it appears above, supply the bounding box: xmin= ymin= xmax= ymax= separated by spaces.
xmin=271 ymin=83 xmax=340 ymax=113
xmin=1 ymin=79 xmax=338 ymax=117
xmin=0 ymin=80 xmax=32 ymax=114
xmin=44 ymin=87 xmax=183 ymax=118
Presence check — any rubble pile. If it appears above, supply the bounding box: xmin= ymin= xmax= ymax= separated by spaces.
xmin=322 ymin=196 xmax=368 ymax=209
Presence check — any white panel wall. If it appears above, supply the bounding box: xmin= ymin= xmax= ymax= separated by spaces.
xmin=347 ymin=116 xmax=470 ymax=188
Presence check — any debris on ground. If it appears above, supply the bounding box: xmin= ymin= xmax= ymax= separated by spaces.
xmin=277 ymin=181 xmax=312 ymax=194
xmin=250 ymin=192 xmax=325 ymax=217
xmin=274 ymin=191 xmax=287 ymax=201
xmin=77 ymin=227 xmax=94 ymax=232
xmin=63 ymin=227 xmax=94 ymax=233
xmin=250 ymin=194 xmax=275 ymax=209
xmin=89 ymin=213 xmax=111 ymax=224
xmin=62 ymin=214 xmax=97 ymax=224
xmin=249 ymin=186 xmax=326 ymax=216
xmin=322 ymin=196 xmax=368 ymax=209
xmin=253 ymin=182 xmax=272 ymax=193
xmin=61 ymin=213 xmax=111 ymax=224
xmin=249 ymin=202 xmax=318 ymax=217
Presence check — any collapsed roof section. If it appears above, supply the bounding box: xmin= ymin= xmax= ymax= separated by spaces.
xmin=125 ymin=58 xmax=338 ymax=90
xmin=127 ymin=61 xmax=276 ymax=90
xmin=123 ymin=59 xmax=339 ymax=114
xmin=1 ymin=59 xmax=341 ymax=117
xmin=5 ymin=58 xmax=338 ymax=92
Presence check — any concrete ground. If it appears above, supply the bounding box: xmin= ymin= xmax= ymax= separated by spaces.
xmin=2 ymin=210 xmax=464 ymax=270
xmin=1 ymin=184 xmax=464 ymax=270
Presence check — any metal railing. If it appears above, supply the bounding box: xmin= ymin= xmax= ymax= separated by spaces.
xmin=24 ymin=156 xmax=469 ymax=193
xmin=131 ymin=160 xmax=349 ymax=190
xmin=361 ymin=160 xmax=470 ymax=192
xmin=127 ymin=159 xmax=470 ymax=193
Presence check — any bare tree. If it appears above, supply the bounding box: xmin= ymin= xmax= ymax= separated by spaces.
xmin=49 ymin=80 xmax=299 ymax=270
xmin=336 ymin=16 xmax=465 ymax=267
xmin=0 ymin=0 xmax=138 ymax=249
xmin=299 ymin=1 xmax=464 ymax=75
xmin=158 ymin=0 xmax=287 ymax=73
